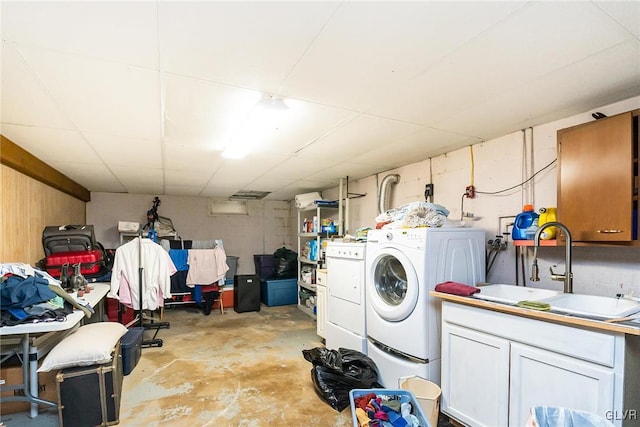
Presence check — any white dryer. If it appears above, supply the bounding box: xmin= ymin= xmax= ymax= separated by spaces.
xmin=365 ymin=227 xmax=485 ymax=387
xmin=325 ymin=241 xmax=367 ymax=354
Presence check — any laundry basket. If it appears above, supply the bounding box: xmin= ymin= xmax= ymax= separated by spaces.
xmin=399 ymin=376 xmax=441 ymax=427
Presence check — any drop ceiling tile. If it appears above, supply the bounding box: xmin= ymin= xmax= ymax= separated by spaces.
xmin=164 ymin=169 xmax=210 ymax=188
xmin=1 ymin=41 xmax=75 ymax=129
xmin=0 ymin=124 xmax=102 ymax=164
xmin=17 ymin=46 xmax=161 ymax=139
xmin=163 ymin=144 xmax=225 ymax=172
xmin=199 ymin=185 xmax=239 ymax=199
xmin=435 ymin=40 xmax=640 ymax=140
xmin=305 ymin=162 xmax=382 ymax=182
xmin=250 ymin=98 xmax=360 ymax=156
xmin=349 ymin=127 xmax=480 ymax=168
xmin=283 ymin=1 xmax=526 ymax=112
xmin=85 ymin=133 xmax=162 ymax=169
xmin=594 ymin=0 xmax=640 ymax=38
xmin=46 ymin=160 xmax=125 ymax=193
xmin=158 ymin=2 xmax=339 ymax=90
xmin=164 ymin=185 xmax=206 ymax=196
xmin=2 ymin=2 xmax=159 ymax=68
xmin=110 ymin=167 xmax=164 ymax=195
xmin=124 ymin=185 xmax=165 ymax=196
xmin=257 ymin=156 xmax=327 ymax=181
xmin=163 ymin=75 xmax=261 ymax=149
xmin=369 ymin=1 xmax=634 ymax=125
xmin=204 ymin=154 xmax=290 ymax=191
xmin=295 ymin=113 xmax=424 ymax=161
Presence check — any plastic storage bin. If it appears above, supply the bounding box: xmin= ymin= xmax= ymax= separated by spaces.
xmin=253 ymin=254 xmax=275 ymax=279
xmin=225 ymin=255 xmax=239 ymax=284
xmin=261 ymin=278 xmax=297 ymax=306
xmin=120 ymin=327 xmax=143 ymax=376
xmin=349 ymin=389 xmax=430 ymax=427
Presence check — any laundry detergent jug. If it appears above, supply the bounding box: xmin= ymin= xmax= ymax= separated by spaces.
xmin=538 ymin=207 xmax=557 ymax=240
xmin=512 ymin=205 xmax=539 ymax=240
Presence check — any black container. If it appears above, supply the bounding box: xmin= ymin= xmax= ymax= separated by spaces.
xmin=253 ymin=254 xmax=274 ymax=279
xmin=233 ymin=274 xmax=261 ymax=313
xmin=121 ymin=327 xmax=144 ymax=376
xmin=56 ymin=342 xmax=123 ymax=426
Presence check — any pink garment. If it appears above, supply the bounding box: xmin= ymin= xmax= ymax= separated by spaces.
xmin=186 ymin=247 xmax=229 ymax=286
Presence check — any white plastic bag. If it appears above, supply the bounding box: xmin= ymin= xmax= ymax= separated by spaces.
xmin=526 ymin=406 xmax=615 ymax=427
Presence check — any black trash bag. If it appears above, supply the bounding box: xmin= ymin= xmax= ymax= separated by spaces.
xmin=310 ymin=365 xmax=363 ymax=412
xmin=272 ymin=247 xmax=297 ymax=279
xmin=303 ymin=347 xmax=381 ymax=412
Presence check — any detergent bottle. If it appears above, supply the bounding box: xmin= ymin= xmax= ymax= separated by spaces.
xmin=512 ymin=205 xmax=539 ymax=240
xmin=538 ymin=207 xmax=557 ymax=240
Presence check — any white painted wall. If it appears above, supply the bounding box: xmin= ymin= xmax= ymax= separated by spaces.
xmin=87 ymin=96 xmax=639 ymax=297
xmin=86 ymin=193 xmax=293 ymax=276
xmin=321 ymin=96 xmax=640 ymax=298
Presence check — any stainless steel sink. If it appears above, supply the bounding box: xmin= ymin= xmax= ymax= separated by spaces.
xmin=473 ymin=284 xmax=561 ymax=305
xmin=537 ymin=293 xmax=640 ymax=319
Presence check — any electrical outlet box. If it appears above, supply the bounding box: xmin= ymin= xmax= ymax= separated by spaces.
xmin=465 ymin=185 xmax=475 ymax=199
xmin=424 ymin=184 xmax=434 ymax=199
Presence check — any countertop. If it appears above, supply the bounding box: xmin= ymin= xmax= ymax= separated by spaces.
xmin=430 ymin=290 xmax=640 ymax=336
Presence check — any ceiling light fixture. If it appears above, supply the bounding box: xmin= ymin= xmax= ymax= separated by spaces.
xmin=222 ymin=95 xmax=289 ymax=159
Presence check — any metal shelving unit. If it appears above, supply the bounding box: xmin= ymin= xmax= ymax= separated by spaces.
xmin=297 ymin=203 xmax=340 ymax=319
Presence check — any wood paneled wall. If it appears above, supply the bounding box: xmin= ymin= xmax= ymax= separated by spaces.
xmin=0 ymin=165 xmax=85 ymax=264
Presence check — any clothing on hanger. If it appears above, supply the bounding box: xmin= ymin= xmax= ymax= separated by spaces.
xmin=109 ymin=237 xmax=176 ymax=311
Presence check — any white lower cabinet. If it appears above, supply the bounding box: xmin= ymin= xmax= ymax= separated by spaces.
xmin=509 ymin=342 xmax=614 ymax=425
xmin=441 ymin=301 xmax=639 ymax=427
xmin=441 ymin=324 xmax=510 ymax=426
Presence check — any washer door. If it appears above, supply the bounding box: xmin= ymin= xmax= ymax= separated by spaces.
xmin=367 ymin=247 xmax=419 ymax=322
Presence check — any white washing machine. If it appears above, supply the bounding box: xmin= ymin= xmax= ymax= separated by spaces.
xmin=325 ymin=241 xmax=367 ymax=354
xmin=365 ymin=227 xmax=485 ymax=387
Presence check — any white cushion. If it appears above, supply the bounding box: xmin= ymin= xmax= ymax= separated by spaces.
xmin=38 ymin=322 xmax=128 ymax=372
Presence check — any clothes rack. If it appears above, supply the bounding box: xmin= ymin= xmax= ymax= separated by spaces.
xmin=136 ymin=228 xmax=170 ymax=348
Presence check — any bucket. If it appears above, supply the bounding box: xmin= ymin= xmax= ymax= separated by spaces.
xmin=399 ymin=376 xmax=441 ymax=427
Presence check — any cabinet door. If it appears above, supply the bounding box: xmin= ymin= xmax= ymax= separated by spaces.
xmin=557 ymin=112 xmax=634 ymax=241
xmin=316 ymin=284 xmax=327 ymax=338
xmin=509 ymin=342 xmax=614 ymax=427
xmin=441 ymin=323 xmax=510 ymax=427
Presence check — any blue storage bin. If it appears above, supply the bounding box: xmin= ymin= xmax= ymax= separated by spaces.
xmin=260 ymin=278 xmax=297 ymax=306
xmin=349 ymin=388 xmax=430 ymax=427
xmin=120 ymin=327 xmax=143 ymax=376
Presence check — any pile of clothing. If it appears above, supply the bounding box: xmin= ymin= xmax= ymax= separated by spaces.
xmin=0 ymin=263 xmax=71 ymax=326
xmin=353 ymin=392 xmax=423 ymax=427
xmin=375 ymin=201 xmax=450 ymax=229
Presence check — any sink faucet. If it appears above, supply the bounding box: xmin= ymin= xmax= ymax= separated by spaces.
xmin=530 ymin=221 xmax=573 ymax=293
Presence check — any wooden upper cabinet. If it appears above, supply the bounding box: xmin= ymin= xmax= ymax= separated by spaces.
xmin=557 ymin=111 xmax=638 ymax=242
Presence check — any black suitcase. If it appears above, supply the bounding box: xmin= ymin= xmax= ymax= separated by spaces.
xmin=234 ymin=274 xmax=261 ymax=313
xmin=56 ymin=342 xmax=123 ymax=426
xmin=42 ymin=224 xmax=98 ymax=256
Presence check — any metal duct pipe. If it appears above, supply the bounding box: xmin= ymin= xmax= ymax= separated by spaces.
xmin=378 ymin=174 xmax=400 ymax=214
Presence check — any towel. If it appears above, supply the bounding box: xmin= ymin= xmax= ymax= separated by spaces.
xmin=434 ymin=281 xmax=480 ymax=296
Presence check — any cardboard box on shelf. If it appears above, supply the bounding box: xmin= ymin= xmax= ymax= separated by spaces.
xmin=0 ymin=364 xmax=58 ymax=414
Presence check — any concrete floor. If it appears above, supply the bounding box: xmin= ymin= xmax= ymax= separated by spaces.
xmin=2 ymin=304 xmax=452 ymax=426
